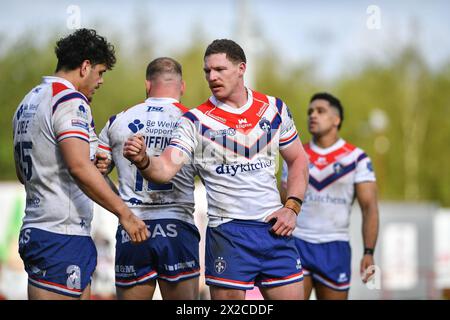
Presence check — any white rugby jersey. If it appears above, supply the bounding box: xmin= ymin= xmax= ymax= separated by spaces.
xmin=97 ymin=97 xmax=197 ymax=225
xmin=169 ymin=89 xmax=299 ymax=226
xmin=281 ymin=138 xmax=376 ymax=243
xmin=12 ymin=76 xmax=97 ymax=236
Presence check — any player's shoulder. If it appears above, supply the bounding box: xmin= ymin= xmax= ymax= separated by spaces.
xmin=50 ymin=84 xmax=90 ymax=118
xmin=104 ymin=101 xmax=144 ymax=131
xmin=252 ymin=90 xmax=287 ymax=115
xmin=341 ymin=140 xmax=370 ymax=161
xmin=51 ymin=82 xmax=88 ymax=104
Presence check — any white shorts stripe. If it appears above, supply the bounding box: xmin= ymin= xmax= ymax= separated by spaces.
xmin=205 ymin=277 xmax=254 ymax=289
xmin=116 ymin=271 xmax=158 ymax=287
xmin=312 ymin=273 xmax=350 ymax=291
xmin=159 ymin=271 xmax=200 ymax=282
xmin=29 ymin=277 xmax=82 ymax=296
xmin=260 ymin=273 xmax=304 ymax=286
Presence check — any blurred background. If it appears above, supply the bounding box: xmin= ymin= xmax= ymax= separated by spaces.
xmin=1 ymin=0 xmax=449 ymax=299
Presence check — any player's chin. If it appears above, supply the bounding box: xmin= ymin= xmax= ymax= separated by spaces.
xmin=308 ymin=125 xmax=319 ymax=134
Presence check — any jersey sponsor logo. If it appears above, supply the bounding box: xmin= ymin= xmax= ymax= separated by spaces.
xmin=126 ymin=197 xmax=143 ymax=205
xmin=128 ymin=119 xmax=145 ymax=133
xmin=71 ymin=119 xmax=89 ymax=129
xmin=215 ymin=159 xmax=274 ymax=177
xmin=367 ymin=161 xmax=373 ymax=172
xmin=77 ymin=104 xmax=88 ymax=120
xmin=338 ymin=272 xmax=348 ymax=283
xmin=259 ymin=117 xmax=271 ymax=132
xmin=304 ymin=191 xmax=348 ymax=205
xmin=236 ymin=118 xmax=252 ymax=129
xmin=121 ymin=223 xmax=178 ymax=243
xmin=208 ymin=128 xmax=236 ymax=140
xmin=316 ymin=157 xmax=328 ymax=166
xmin=115 ymin=265 xmax=136 ymax=274
xmin=16 ymin=104 xmax=38 ymax=122
xmin=144 ymin=135 xmax=171 ymax=150
xmin=19 ymin=229 xmax=31 ymax=245
xmin=147 ymin=106 xmax=163 ymax=112
xmin=164 ymin=260 xmax=196 ymax=271
xmin=256 ymin=102 xmax=269 ymax=117
xmin=214 ymin=257 xmax=227 ymax=274
xmin=66 ymin=265 xmax=81 ymax=290
xmin=26 ymin=196 xmax=40 ymax=208
xmin=30 ymin=265 xmax=47 ymax=277
xmin=296 ymin=258 xmax=302 ymax=270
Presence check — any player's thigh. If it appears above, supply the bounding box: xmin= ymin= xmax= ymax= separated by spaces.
xmin=210 ymin=286 xmax=246 ymax=300
xmin=116 ymin=280 xmax=157 ymax=300
xmin=80 ymin=284 xmax=91 ymax=300
xmin=28 ymin=283 xmax=77 ymax=300
xmin=259 ymin=281 xmax=304 ymax=300
xmin=158 ymin=277 xmax=199 ymax=300
xmin=303 ymin=275 xmax=314 ymax=300
xmin=315 ymin=281 xmax=348 ymax=300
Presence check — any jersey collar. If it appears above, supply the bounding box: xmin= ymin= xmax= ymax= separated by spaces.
xmin=310 ymin=138 xmax=346 ymax=155
xmin=145 ymin=97 xmax=179 ymax=104
xmin=209 ymin=87 xmax=253 ymax=114
xmin=42 ymin=76 xmax=76 ymax=90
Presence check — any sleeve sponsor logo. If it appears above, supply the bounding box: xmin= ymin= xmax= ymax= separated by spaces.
xmin=71 ymin=119 xmax=89 ymax=129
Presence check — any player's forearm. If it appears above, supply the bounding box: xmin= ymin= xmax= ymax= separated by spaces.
xmin=285 ymin=152 xmax=309 ymax=200
xmin=134 ymin=155 xmax=172 ymax=184
xmin=136 ymin=147 xmax=186 ymax=184
xmin=68 ymin=162 xmax=130 ymax=218
xmin=361 ymin=204 xmax=379 ymax=250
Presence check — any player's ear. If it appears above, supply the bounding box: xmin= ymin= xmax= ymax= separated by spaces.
xmin=333 ymin=114 xmax=341 ymax=129
xmin=180 ymin=80 xmax=186 ymax=97
xmin=80 ymin=60 xmax=91 ymax=78
xmin=145 ymin=80 xmax=151 ymax=96
xmin=238 ymin=62 xmax=246 ymax=77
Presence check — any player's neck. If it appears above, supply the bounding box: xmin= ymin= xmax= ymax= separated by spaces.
xmin=54 ymin=71 xmax=80 ymax=91
xmin=217 ymin=85 xmax=248 ymax=108
xmin=147 ymin=89 xmax=180 ymax=102
xmin=313 ymin=134 xmax=340 ymax=149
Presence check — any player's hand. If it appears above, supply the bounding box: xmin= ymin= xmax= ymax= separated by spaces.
xmin=123 ymin=134 xmax=147 ymax=165
xmin=265 ymin=207 xmax=297 ymax=237
xmin=360 ymin=254 xmax=375 ymax=283
xmin=119 ymin=210 xmax=149 ymax=244
xmin=94 ymin=152 xmax=111 ymax=175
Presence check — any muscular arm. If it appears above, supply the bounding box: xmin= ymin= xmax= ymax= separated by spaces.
xmin=355 ymin=181 xmax=379 ymax=282
xmin=123 ymin=135 xmax=188 ymax=184
xmin=279 ymin=138 xmax=309 ymax=202
xmin=266 ymin=138 xmax=309 ymax=236
xmin=59 ymin=138 xmax=148 ymax=243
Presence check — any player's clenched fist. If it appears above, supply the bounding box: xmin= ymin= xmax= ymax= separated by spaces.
xmin=119 ymin=210 xmax=149 ymax=244
xmin=123 ymin=134 xmax=147 ymax=165
xmin=95 ymin=152 xmax=111 ymax=175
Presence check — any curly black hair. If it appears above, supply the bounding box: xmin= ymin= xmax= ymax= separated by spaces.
xmin=55 ymin=28 xmax=116 ymax=72
xmin=204 ymin=39 xmax=246 ymax=64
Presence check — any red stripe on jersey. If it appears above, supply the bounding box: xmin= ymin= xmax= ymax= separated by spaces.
xmin=98 ymin=144 xmax=112 ymax=152
xmin=52 ymin=82 xmax=70 ymax=97
xmin=57 ymin=131 xmax=89 ymax=139
xmin=173 ymin=102 xmax=189 ymax=113
xmin=305 ymin=142 xmax=356 ymax=170
xmin=196 ymin=90 xmax=270 ymax=135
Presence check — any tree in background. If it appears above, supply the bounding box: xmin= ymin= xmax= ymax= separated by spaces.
xmin=1 ymin=32 xmax=449 ymax=206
